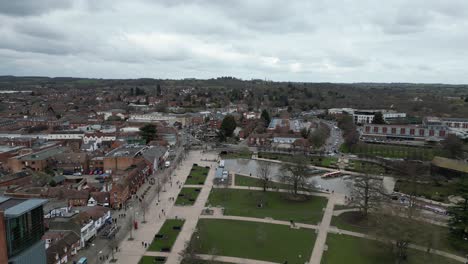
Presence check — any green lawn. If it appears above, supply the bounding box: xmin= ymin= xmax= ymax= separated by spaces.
xmin=194 ymin=219 xmax=316 ymax=263
xmin=341 ymin=143 xmax=439 ymax=161
xmin=220 ymin=151 xmax=252 ymax=159
xmin=175 ymin=187 xmax=202 ymax=206
xmin=235 ymin=174 xmax=293 ymax=190
xmin=311 ymin=156 xmax=338 ymax=168
xmin=185 ymin=165 xmax=210 ymax=185
xmin=181 ymin=260 xmax=227 ymax=264
xmin=258 ymin=152 xmax=295 ymax=162
xmin=234 ymin=174 xmax=313 ymax=192
xmin=394 ymin=179 xmax=462 ymax=202
xmin=139 ymin=256 xmax=166 ymax=264
xmin=206 ymin=189 xmax=327 ymax=224
xmin=345 ymin=160 xmax=387 ymax=175
xmin=331 ymin=212 xmax=468 ymax=256
xmin=322 ymin=234 xmax=460 ymax=264
xmin=148 ymin=219 xmax=185 ymax=252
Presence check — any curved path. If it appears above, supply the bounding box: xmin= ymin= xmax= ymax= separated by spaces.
xmin=196 ymin=254 xmax=279 ymax=264
xmin=199 ymin=214 xmax=318 ymax=230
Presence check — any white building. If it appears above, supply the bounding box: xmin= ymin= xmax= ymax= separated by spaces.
xmin=353 ymin=110 xmax=406 ymax=124
xmin=128 ymin=112 xmax=187 ymax=125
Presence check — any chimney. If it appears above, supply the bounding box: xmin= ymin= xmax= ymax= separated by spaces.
xmin=0 ymin=212 xmax=9 ymax=263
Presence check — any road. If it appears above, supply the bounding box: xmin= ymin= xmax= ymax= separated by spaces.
xmin=323 ymin=120 xmax=344 ymax=154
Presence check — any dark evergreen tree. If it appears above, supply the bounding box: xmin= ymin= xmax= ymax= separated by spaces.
xmin=372 ymin=112 xmax=385 ymax=124
xmin=220 ymin=115 xmax=236 ymax=137
xmin=157 ymin=84 xmax=162 ymax=96
xmin=260 ymin=109 xmax=271 ymax=127
xmin=139 ymin=124 xmax=157 ymax=144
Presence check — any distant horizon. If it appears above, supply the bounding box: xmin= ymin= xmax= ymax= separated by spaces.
xmin=1 ymin=75 xmax=468 ymax=86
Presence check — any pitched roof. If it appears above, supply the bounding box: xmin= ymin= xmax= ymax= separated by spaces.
xmin=90 ymin=192 xmax=109 ymax=204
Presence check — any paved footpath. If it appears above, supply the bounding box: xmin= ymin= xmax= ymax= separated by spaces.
xmin=196 ymin=254 xmax=279 ymax=264
xmin=164 ymin=152 xmax=218 ymax=263
xmin=309 ymin=193 xmax=339 ymax=264
xmin=108 ymin=150 xmax=210 ymax=264
xmin=200 ymin=214 xmax=318 ymax=230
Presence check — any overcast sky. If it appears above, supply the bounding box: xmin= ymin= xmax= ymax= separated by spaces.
xmin=1 ymin=0 xmax=468 ymax=83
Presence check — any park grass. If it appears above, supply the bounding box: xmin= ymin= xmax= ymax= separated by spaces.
xmin=175 ymin=187 xmax=202 ymax=206
xmin=331 ymin=212 xmax=468 ymax=256
xmin=394 ymin=179 xmax=461 ymax=203
xmin=258 ymin=152 xmax=295 ymax=162
xmin=181 ymin=260 xmax=227 ymax=264
xmin=234 ymin=174 xmax=312 ymax=192
xmin=220 ymin=151 xmax=252 ymax=159
xmin=148 ymin=219 xmax=185 ymax=252
xmin=342 ymin=142 xmax=439 ymax=161
xmin=311 ymin=156 xmax=338 ymax=168
xmin=345 ymin=160 xmax=387 ymax=175
xmin=235 ymin=174 xmax=293 ymax=190
xmin=139 ymin=256 xmax=166 ymax=264
xmin=194 ymin=219 xmax=316 ymax=263
xmin=206 ymin=188 xmax=327 ymax=224
xmin=322 ymin=234 xmax=460 ymax=264
xmin=185 ymin=165 xmax=209 ymax=185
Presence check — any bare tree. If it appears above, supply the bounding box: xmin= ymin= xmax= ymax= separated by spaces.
xmin=257 ymin=161 xmax=272 ymax=192
xmin=279 ymin=156 xmax=309 ymax=196
xmin=371 ymin=161 xmax=430 ymax=263
xmin=179 ymin=238 xmax=199 ymax=263
xmin=141 ymin=199 xmax=148 ymax=224
xmin=128 ymin=218 xmax=134 ymax=241
xmin=108 ymin=238 xmax=118 ymax=262
xmin=349 ymin=173 xmax=384 ymax=217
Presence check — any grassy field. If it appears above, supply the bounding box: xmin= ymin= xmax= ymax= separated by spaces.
xmin=139 ymin=256 xmax=166 ymax=264
xmin=235 ymin=174 xmax=293 ymax=190
xmin=148 ymin=219 xmax=185 ymax=252
xmin=311 ymin=156 xmax=338 ymax=168
xmin=258 ymin=152 xmax=295 ymax=162
xmin=206 ymin=189 xmax=327 ymax=224
xmin=175 ymin=187 xmax=202 ymax=206
xmin=345 ymin=160 xmax=387 ymax=174
xmin=331 ymin=212 xmax=467 ymax=255
xmin=322 ymin=234 xmax=460 ymax=264
xmin=185 ymin=165 xmax=210 ymax=185
xmin=194 ymin=219 xmax=316 ymax=263
xmin=341 ymin=143 xmax=439 ymax=160
xmin=394 ymin=179 xmax=461 ymax=202
xmin=181 ymin=260 xmax=227 ymax=264
xmin=220 ymin=151 xmax=252 ymax=159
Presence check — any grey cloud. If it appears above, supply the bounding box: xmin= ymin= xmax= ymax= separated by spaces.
xmin=0 ymin=0 xmax=468 ymax=83
xmin=13 ymin=22 xmax=65 ymax=40
xmin=0 ymin=0 xmax=73 ymax=16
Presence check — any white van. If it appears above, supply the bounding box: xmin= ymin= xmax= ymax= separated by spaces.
xmin=219 ymin=160 xmax=225 ymax=168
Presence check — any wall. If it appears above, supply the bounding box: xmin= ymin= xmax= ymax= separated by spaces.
xmin=0 ymin=212 xmax=8 ymax=264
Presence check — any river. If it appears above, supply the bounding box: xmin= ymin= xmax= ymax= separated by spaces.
xmin=224 ymin=159 xmax=354 ymax=195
